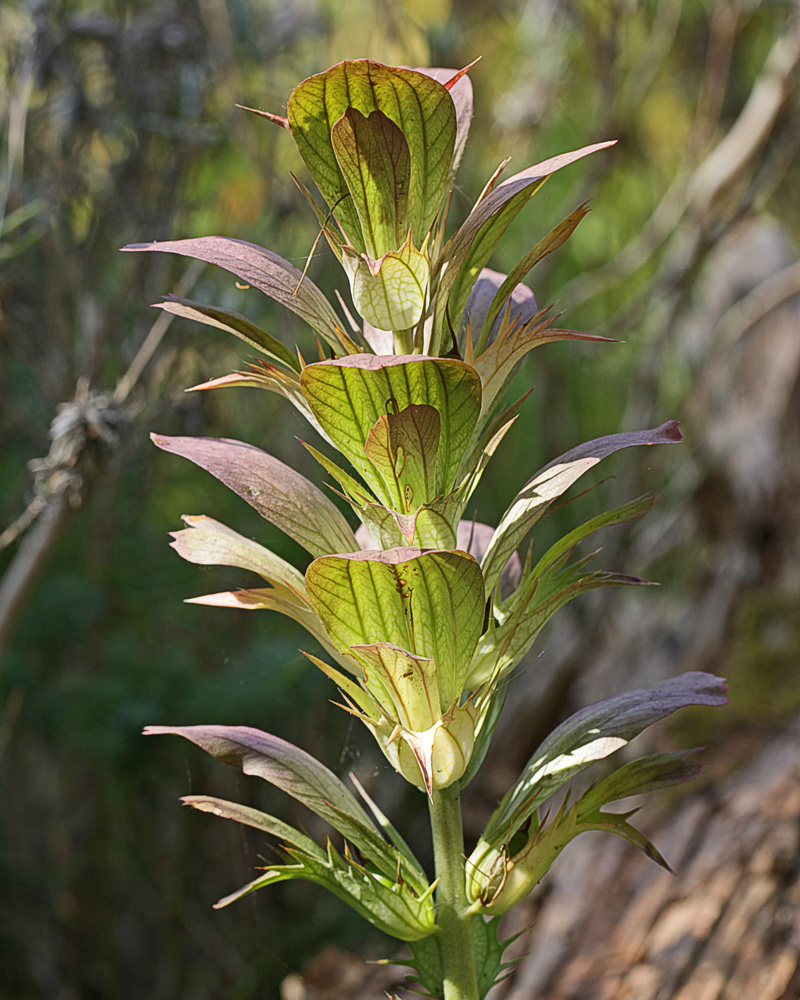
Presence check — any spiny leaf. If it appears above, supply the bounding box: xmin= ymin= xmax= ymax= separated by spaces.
xmin=349 ymin=773 xmax=423 ymax=875
xmin=474 ymin=314 xmax=614 ymax=424
xmin=467 ymin=566 xmax=651 ymax=687
xmin=181 ymin=795 xmax=325 ymax=860
xmin=154 ymin=296 xmax=301 ymax=371
xmin=407 ymin=935 xmax=443 ymax=998
xmin=579 ymin=749 xmax=706 ymax=815
xmin=169 ymin=515 xmax=306 ymax=599
xmin=461 ymin=267 xmax=538 ymax=350
xmin=213 ymin=841 xmax=435 ymax=940
xmin=235 ymin=104 xmax=289 ymax=129
xmin=121 ymin=237 xmax=349 ymax=354
xmin=524 ymin=494 xmax=658 ymax=586
xmin=150 ymin=434 xmax=358 ymax=557
xmin=479 ymin=672 xmax=728 ymax=848
xmin=430 ymin=141 xmax=615 ymax=354
xmin=300 ymin=440 xmax=376 ymax=508
xmin=480 ymin=422 xmax=682 ymax=595
xmin=144 ymin=724 xmax=428 ymax=893
xmin=475 ymin=204 xmax=588 ymax=355
xmin=474 ymin=915 xmax=515 ymax=998
xmin=187 ymin=359 xmax=331 ymax=443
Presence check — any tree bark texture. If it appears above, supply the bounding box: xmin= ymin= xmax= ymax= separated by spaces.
xmin=490 ymin=722 xmax=800 ymax=1000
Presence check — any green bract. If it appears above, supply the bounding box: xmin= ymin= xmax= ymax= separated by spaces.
xmin=130 ymin=58 xmax=727 ymax=1000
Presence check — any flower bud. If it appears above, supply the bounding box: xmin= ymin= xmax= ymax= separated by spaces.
xmin=467 ymin=805 xmax=580 ymax=915
xmin=370 ymin=702 xmax=477 ymax=796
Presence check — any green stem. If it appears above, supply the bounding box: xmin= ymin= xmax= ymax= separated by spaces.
xmin=429 ymin=784 xmax=480 ymax=1000
xmin=393 ymin=327 xmax=413 ymax=353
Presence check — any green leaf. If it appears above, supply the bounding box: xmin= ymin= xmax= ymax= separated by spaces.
xmin=578 ymin=750 xmax=706 ymax=816
xmin=474 ymin=915 xmax=516 ymax=998
xmin=287 ymin=60 xmax=457 ymax=250
xmin=472 ymin=751 xmax=707 ymax=913
xmin=121 ymin=237 xmax=349 ymax=354
xmin=185 ymin=587 xmax=360 ymax=676
xmin=351 ymin=480 xmax=463 ymax=549
xmin=343 ymin=232 xmax=430 ymax=331
xmin=364 ymin=404 xmax=440 ymax=514
xmin=477 ymin=672 xmax=728 ymax=849
xmin=411 ymin=494 xmax=462 ymax=548
xmin=459 ymin=677 xmax=508 ymax=789
xmin=305 ymin=547 xmax=485 ymax=708
xmin=331 ymin=108 xmax=411 ymax=258
xmin=480 ymin=422 xmax=682 ymax=595
xmin=300 ymin=354 xmax=482 ymax=505
xmin=475 ymin=205 xmax=588 ymax=354
xmin=150 ymin=434 xmax=358 ymax=558
xmin=418 ymin=67 xmax=473 ymax=177
xmin=406 ymin=914 xmax=512 ymax=999
xmin=214 ymin=841 xmax=436 ymax=941
xmin=169 ymin=515 xmax=306 ymax=599
xmin=144 ymin=724 xmax=428 ymax=894
xmin=524 ymin=494 xmax=658 ymax=587
xmin=181 ymin=795 xmax=325 ymax=860
xmin=407 ymin=934 xmax=443 ymax=999
xmin=431 ymin=142 xmax=614 ymax=353
xmin=350 ymin=643 xmax=439 ymax=732
xmin=154 ymin=296 xmax=301 ymax=372
xmin=467 ymin=565 xmax=650 ymax=687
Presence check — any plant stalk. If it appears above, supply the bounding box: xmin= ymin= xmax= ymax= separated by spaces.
xmin=429 ymin=784 xmax=480 ymax=1000
xmin=393 ymin=327 xmax=414 ymax=353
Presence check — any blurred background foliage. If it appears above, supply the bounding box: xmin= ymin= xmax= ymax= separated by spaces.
xmin=1 ymin=1 xmax=798 ymax=997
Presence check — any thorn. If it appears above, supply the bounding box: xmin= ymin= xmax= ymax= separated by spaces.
xmin=443 ymin=57 xmax=481 ymax=91
xmin=294 ymin=227 xmax=326 ymax=296
xmin=335 ymin=289 xmax=361 ymax=335
xmin=235 ymin=104 xmax=289 ymax=129
xmin=386 ymin=722 xmax=403 ymax=747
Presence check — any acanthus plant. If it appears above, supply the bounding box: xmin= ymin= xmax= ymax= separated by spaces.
xmin=125 ymin=60 xmax=727 ymax=1000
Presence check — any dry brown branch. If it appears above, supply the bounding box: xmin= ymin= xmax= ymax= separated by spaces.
xmin=557 ymin=12 xmax=799 ymax=316
xmin=0 ymin=261 xmax=203 ymax=663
